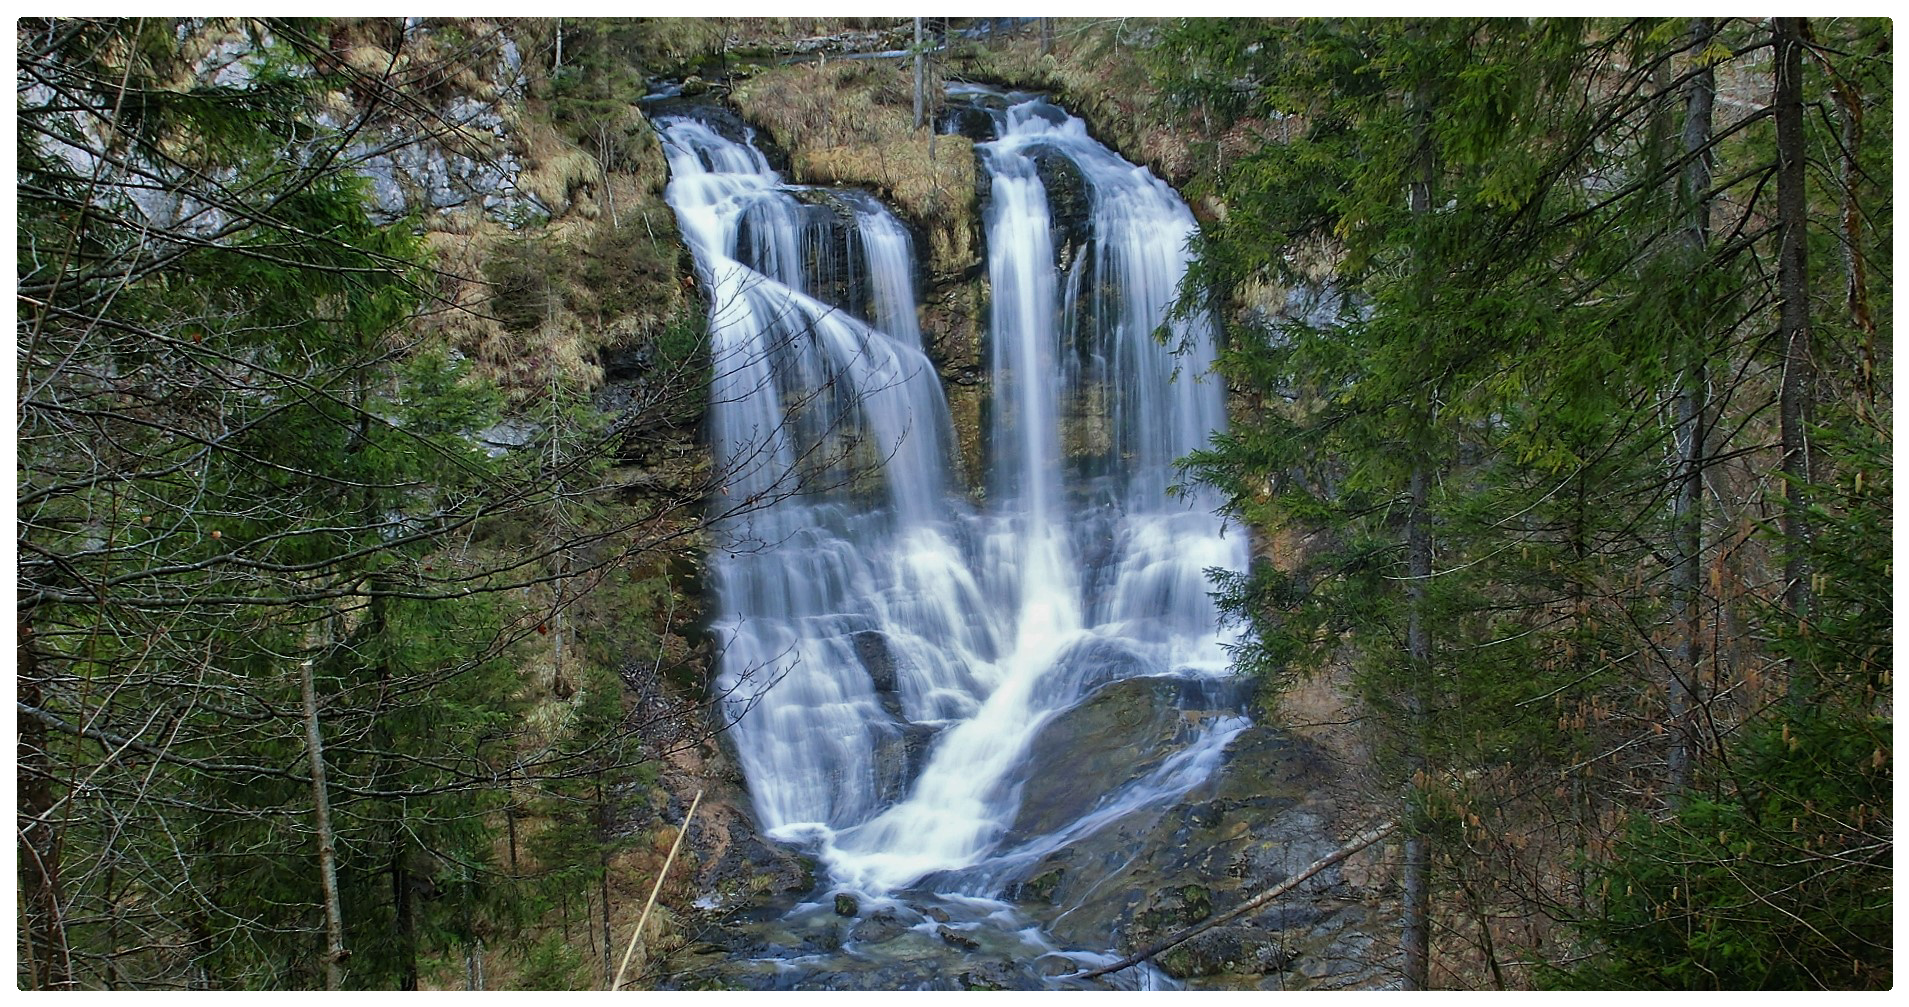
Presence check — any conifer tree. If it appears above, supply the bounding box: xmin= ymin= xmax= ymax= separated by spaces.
xmin=1155 ymin=15 xmax=1889 ymax=987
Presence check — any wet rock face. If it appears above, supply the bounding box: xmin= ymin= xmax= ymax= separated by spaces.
xmin=944 ymin=105 xmax=998 ymax=143
xmin=1003 ymin=676 xmax=1206 ymax=843
xmin=852 ymin=631 xmax=940 ymax=803
xmin=848 ymin=908 xmax=909 ymax=944
xmin=731 ymin=189 xmax=877 ymax=321
xmin=870 ymin=721 xmax=938 ymax=806
xmin=851 ymin=630 xmax=899 ymax=697
xmin=989 ymin=677 xmax=1398 ymax=990
xmin=700 ymin=831 xmax=819 ymax=901
xmin=666 ymin=895 xmax=1075 ymax=991
xmin=1030 ymin=148 xmax=1093 ymax=276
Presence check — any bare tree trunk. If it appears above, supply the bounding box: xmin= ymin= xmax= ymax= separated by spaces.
xmin=393 ymin=839 xmax=419 ymax=990
xmin=1669 ymin=17 xmax=1715 ymax=794
xmin=913 ymin=18 xmax=926 ymax=131
xmin=506 ymin=761 xmax=520 ymax=874
xmin=597 ymin=779 xmax=613 ymax=985
xmin=299 ymin=660 xmax=348 ymax=990
xmin=1826 ymin=56 xmax=1876 ymax=401
xmin=598 ymin=125 xmax=620 ymax=228
xmin=1773 ymin=16 xmax=1815 ymax=705
xmin=1402 ymin=462 xmax=1433 ymax=992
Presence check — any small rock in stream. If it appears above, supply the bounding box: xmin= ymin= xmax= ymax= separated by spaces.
xmin=937 ymin=925 xmax=980 ymax=950
xmin=849 ymin=908 xmax=911 ymax=945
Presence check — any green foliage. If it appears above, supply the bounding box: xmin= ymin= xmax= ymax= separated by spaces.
xmin=1560 ymin=412 xmax=1894 ymax=990
xmin=482 ymin=214 xmax=687 ymax=335
xmin=15 ymin=17 xmax=664 ymax=990
xmin=516 ymin=932 xmax=589 ymax=991
xmin=542 ymin=19 xmax=717 ymax=165
xmin=1558 ymin=708 xmax=1890 ymax=989
xmin=1156 ymin=14 xmax=1891 ymax=989
xmin=485 ymin=236 xmax=565 ymax=332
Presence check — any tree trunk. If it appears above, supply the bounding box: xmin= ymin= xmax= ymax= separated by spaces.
xmin=1773 ymin=16 xmax=1815 ymax=705
xmin=1668 ymin=17 xmax=1715 ymax=794
xmin=506 ymin=762 xmax=520 ymax=874
xmin=599 ymin=865 xmax=613 ymax=983
xmin=1400 ymin=81 xmax=1436 ymax=993
xmin=913 ymin=18 xmax=926 ymax=131
xmin=1827 ymin=56 xmax=1875 ymax=401
xmin=300 ymin=659 xmax=348 ymax=990
xmin=392 ymin=839 xmax=419 ymax=991
xmin=1402 ymin=462 xmax=1433 ymax=992
xmin=18 ymin=621 xmax=71 ymax=990
xmin=597 ymin=779 xmax=613 ymax=985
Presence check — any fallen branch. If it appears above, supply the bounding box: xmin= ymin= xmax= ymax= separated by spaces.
xmin=1075 ymin=820 xmax=1399 ymax=981
xmin=611 ymin=789 xmax=703 ymax=991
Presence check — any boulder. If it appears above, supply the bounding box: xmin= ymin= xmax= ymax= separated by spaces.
xmin=848 ymin=908 xmax=912 ymax=945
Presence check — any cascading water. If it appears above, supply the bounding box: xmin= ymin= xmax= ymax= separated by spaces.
xmin=656 ymin=87 xmax=1248 ymax=986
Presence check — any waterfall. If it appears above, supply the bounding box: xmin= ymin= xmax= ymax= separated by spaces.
xmin=657 ymin=91 xmax=1246 ymax=910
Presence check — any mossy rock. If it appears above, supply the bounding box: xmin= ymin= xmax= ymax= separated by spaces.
xmin=1157 ymin=926 xmax=1298 ymax=979
xmin=1001 ymin=867 xmax=1066 ymax=904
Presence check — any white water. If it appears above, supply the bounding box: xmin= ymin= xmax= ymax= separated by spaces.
xmin=657 ymin=93 xmax=1245 ymax=904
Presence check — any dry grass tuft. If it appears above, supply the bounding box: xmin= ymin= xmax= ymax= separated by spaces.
xmin=517 ymin=119 xmax=603 ymax=217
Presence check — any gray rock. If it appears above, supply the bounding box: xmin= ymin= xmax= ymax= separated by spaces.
xmin=476 ymin=419 xmax=539 ymax=457
xmin=1004 ymin=676 xmax=1196 ymax=842
xmin=870 ymin=721 xmax=937 ymax=804
xmin=851 ymin=630 xmax=900 ymax=699
xmin=958 ymin=961 xmax=1019 ymax=990
xmin=936 ymin=925 xmax=979 ymax=950
xmin=848 ymin=908 xmax=911 ymax=945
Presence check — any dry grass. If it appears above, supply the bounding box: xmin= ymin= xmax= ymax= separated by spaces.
xmin=947 ymin=19 xmax=1238 ymax=192
xmin=735 ymin=61 xmax=977 ymax=275
xmin=517 ymin=118 xmax=604 ymax=216
xmin=798 ymin=138 xmax=974 ymax=268
xmin=409 ymin=100 xmax=690 ymax=402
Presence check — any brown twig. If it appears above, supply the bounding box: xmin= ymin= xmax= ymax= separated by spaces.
xmin=610 ymin=789 xmax=703 ymax=991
